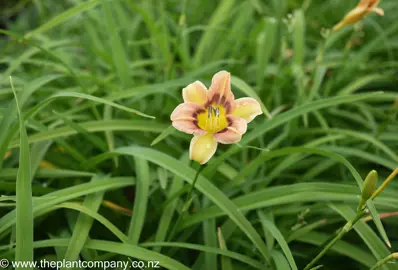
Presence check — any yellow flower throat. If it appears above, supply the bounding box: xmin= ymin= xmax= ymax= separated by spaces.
xmin=197 ymin=104 xmax=228 ymax=133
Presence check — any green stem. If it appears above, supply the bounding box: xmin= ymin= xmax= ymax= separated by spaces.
xmin=371 ymin=168 xmax=398 ymax=200
xmin=167 ymin=165 xmax=203 ymax=241
xmin=315 ymin=36 xmax=328 ymax=64
xmin=303 ymin=210 xmax=366 ymax=270
xmin=370 ymin=253 xmax=398 ymax=270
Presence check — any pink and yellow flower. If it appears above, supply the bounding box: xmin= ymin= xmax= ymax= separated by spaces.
xmin=170 ymin=71 xmax=262 ymax=164
xmin=333 ymin=0 xmax=384 ymax=32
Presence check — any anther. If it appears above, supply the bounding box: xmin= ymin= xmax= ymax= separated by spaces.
xmin=214 ymin=107 xmax=220 ymax=117
xmin=208 ymin=105 xmax=213 ymax=119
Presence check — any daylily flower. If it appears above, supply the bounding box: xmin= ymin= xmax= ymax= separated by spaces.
xmin=333 ymin=0 xmax=384 ymax=31
xmin=170 ymin=71 xmax=262 ymax=164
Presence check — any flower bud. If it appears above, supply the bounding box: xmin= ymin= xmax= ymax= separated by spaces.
xmin=358 ymin=170 xmax=378 ymax=210
xmin=362 ymin=170 xmax=378 ymax=200
xmin=333 ymin=0 xmax=384 ymax=32
xmin=371 ymin=168 xmax=398 ymax=200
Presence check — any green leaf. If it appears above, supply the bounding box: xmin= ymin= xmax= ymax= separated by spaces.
xmin=204 ymin=92 xmax=386 ymax=175
xmin=63 ymin=176 xmax=106 ymax=261
xmin=256 ymin=18 xmax=277 ymax=90
xmin=323 ymin=146 xmax=397 ymax=171
xmin=153 ymin=154 xmax=187 ymax=252
xmin=272 ymin=251 xmax=291 ymax=270
xmin=307 ymin=66 xmax=327 ymax=102
xmin=11 ymin=77 xmax=34 ymax=269
xmin=85 ymin=240 xmax=194 ymax=270
xmin=9 ymin=120 xmax=167 ymax=149
xmin=2 ymin=239 xmax=262 ymax=270
xmin=3 ymin=237 xmax=190 ymax=270
xmin=0 ymin=74 xmax=62 ymax=169
xmin=141 ymin=242 xmax=264 ymax=269
xmin=27 ymin=91 xmax=155 ymax=119
xmin=0 ymin=168 xmax=94 ymax=180
xmin=180 ymin=181 xmax=398 ymax=228
xmin=53 ymin=111 xmax=108 ymax=152
xmin=337 ymin=74 xmax=391 ymax=96
xmin=231 ymin=147 xmax=363 ymax=188
xmin=151 ymin=125 xmax=176 ymax=146
xmin=103 ymin=105 xmax=118 ymax=167
xmin=300 ymin=128 xmax=398 ymax=163
xmin=329 ymin=204 xmax=392 ymax=270
xmin=24 ymin=0 xmax=101 ymax=39
xmin=257 ymin=211 xmax=298 ymax=270
xmin=114 ymin=146 xmax=270 ymax=262
xmin=203 ymin=216 xmax=218 ymax=269
xmin=231 ymin=75 xmax=272 ymax=119
xmin=127 ymin=158 xmax=150 ymax=244
xmin=293 ymin=9 xmax=305 ymax=67
xmin=101 ymin=0 xmax=131 ymax=86
xmin=0 ymin=177 xmax=134 ymax=235
xmin=29 ymin=141 xmax=53 ymax=177
xmin=194 ymin=0 xmax=236 ymax=66
xmin=295 ymin=231 xmax=376 ymax=267
xmin=44 ymin=202 xmax=128 ymax=243
xmin=287 ymin=219 xmax=327 ymax=243
xmin=217 ymin=227 xmax=234 ymax=270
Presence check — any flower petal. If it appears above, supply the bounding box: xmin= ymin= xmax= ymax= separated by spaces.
xmin=207 ymin=71 xmax=234 ymax=110
xmin=333 ymin=5 xmax=368 ymax=31
xmin=172 ymin=120 xmax=206 ymax=136
xmin=189 ymin=133 xmax=218 ymax=165
xmin=372 ymin=7 xmax=384 ymax=16
xmin=170 ymin=102 xmax=204 ymax=121
xmin=171 ymin=102 xmax=206 ymax=135
xmin=183 ymin=81 xmax=208 ymax=104
xmin=232 ymin=98 xmax=263 ymax=123
xmin=214 ymin=116 xmax=247 ymax=144
xmin=358 ymin=0 xmax=379 ymax=8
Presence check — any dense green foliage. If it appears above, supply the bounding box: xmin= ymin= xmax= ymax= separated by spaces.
xmin=1 ymin=0 xmax=398 ymax=269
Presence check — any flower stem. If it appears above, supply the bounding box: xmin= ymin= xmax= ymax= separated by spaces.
xmin=303 ymin=210 xmax=367 ymax=270
xmin=167 ymin=165 xmax=203 ymax=241
xmin=371 ymin=168 xmax=398 ymax=200
xmin=370 ymin=253 xmax=398 ymax=270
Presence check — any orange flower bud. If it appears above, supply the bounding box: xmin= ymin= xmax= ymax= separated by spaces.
xmin=333 ymin=0 xmax=384 ymax=31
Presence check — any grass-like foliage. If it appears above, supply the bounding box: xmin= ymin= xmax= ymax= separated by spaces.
xmin=1 ymin=0 xmax=398 ymax=269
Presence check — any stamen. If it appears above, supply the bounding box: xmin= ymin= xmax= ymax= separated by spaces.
xmin=207 ymin=105 xmax=212 ymax=128
xmin=214 ymin=107 xmax=220 ymax=130
xmin=214 ymin=107 xmax=220 ymax=117
xmin=212 ymin=107 xmax=215 ymax=130
xmin=198 ymin=104 xmax=226 ymax=133
xmin=208 ymin=105 xmax=213 ymax=119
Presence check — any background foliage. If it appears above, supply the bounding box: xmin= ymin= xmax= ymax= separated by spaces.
xmin=1 ymin=0 xmax=398 ymax=269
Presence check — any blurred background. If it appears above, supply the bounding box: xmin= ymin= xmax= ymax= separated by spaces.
xmin=1 ymin=0 xmax=398 ymax=269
